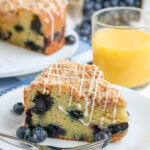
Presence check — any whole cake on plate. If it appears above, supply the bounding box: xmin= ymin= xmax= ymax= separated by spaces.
xmin=24 ymin=59 xmax=129 ymax=143
xmin=0 ymin=0 xmax=67 ymax=55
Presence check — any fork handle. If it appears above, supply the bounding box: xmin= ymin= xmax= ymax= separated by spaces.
xmin=0 ymin=132 xmax=105 ymax=150
xmin=0 ymin=132 xmax=38 ymax=150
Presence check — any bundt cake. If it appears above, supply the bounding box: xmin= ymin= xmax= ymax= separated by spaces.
xmin=0 ymin=0 xmax=67 ymax=55
xmin=24 ymin=59 xmax=129 ymax=143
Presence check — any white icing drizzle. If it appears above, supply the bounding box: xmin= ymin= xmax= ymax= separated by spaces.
xmin=113 ymin=92 xmax=120 ymax=124
xmin=79 ymin=119 xmax=89 ymax=126
xmin=100 ymin=117 xmax=104 ymax=127
xmin=79 ymin=64 xmax=86 ymax=96
xmin=0 ymin=0 xmax=67 ymax=40
xmin=74 ymin=62 xmax=78 ymax=75
xmin=103 ymin=88 xmax=109 ymax=111
xmin=35 ymin=3 xmax=54 ymax=40
xmin=1 ymin=0 xmax=65 ymax=21
xmin=6 ymin=0 xmax=14 ymax=9
xmin=55 ymin=63 xmax=61 ymax=93
xmin=58 ymin=105 xmax=68 ymax=114
xmin=43 ymin=65 xmax=53 ymax=93
xmin=77 ymin=104 xmax=81 ymax=110
xmin=55 ymin=0 xmax=64 ymax=18
xmin=87 ymin=67 xmax=99 ymax=98
xmin=84 ymin=69 xmax=102 ymax=117
xmin=58 ymin=104 xmax=89 ymax=126
xmin=44 ymin=0 xmax=59 ymax=16
xmin=89 ymin=71 xmax=102 ymax=122
xmin=69 ymin=86 xmax=74 ymax=107
xmin=31 ymin=60 xmax=120 ymax=127
xmin=84 ymin=67 xmax=99 ymax=116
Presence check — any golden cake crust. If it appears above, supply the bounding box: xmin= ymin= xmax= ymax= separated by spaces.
xmin=24 ymin=59 xmax=129 ymax=143
xmin=25 ymin=59 xmax=127 ymax=109
xmin=0 ymin=0 xmax=67 ymax=55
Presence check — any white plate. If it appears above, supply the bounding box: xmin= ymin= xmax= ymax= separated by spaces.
xmin=0 ymin=30 xmax=78 ymax=78
xmin=0 ymin=85 xmax=150 ymax=150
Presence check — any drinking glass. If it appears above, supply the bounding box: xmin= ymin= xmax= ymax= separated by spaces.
xmin=92 ymin=7 xmax=150 ymax=88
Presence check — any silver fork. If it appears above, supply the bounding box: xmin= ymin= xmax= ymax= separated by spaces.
xmin=0 ymin=132 xmax=106 ymax=150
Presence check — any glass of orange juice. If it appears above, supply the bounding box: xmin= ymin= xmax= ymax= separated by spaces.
xmin=92 ymin=7 xmax=150 ymax=88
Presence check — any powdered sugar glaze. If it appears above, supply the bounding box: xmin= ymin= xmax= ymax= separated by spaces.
xmin=0 ymin=0 xmax=67 ymax=40
xmin=38 ymin=61 xmax=122 ymax=127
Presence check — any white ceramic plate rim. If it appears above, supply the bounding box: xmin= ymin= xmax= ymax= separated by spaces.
xmin=0 ymin=29 xmax=78 ymax=78
xmin=0 ymin=85 xmax=150 ymax=150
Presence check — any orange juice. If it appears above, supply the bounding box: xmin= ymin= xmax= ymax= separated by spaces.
xmin=93 ymin=29 xmax=150 ymax=87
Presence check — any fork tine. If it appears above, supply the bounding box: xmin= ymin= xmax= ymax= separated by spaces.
xmin=65 ymin=140 xmax=105 ymax=150
xmin=0 ymin=132 xmax=106 ymax=150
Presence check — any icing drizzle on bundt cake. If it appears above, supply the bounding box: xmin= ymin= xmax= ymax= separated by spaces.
xmin=0 ymin=0 xmax=67 ymax=40
xmin=31 ymin=60 xmax=124 ymax=127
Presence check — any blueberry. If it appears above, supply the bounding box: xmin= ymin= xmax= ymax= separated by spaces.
xmin=16 ymin=126 xmax=31 ymax=139
xmin=46 ymin=125 xmax=66 ymax=138
xmin=94 ymin=3 xmax=102 ymax=10
xmin=24 ymin=133 xmax=37 ymax=143
xmin=79 ymin=28 xmax=91 ymax=37
xmin=25 ymin=41 xmax=41 ymax=51
xmin=44 ymin=37 xmax=51 ymax=49
xmin=83 ymin=16 xmax=91 ymax=25
xmin=54 ymin=32 xmax=60 ymax=40
xmin=135 ymin=1 xmax=141 ymax=7
xmin=31 ymin=15 xmax=42 ymax=34
xmin=127 ymin=0 xmax=134 ymax=6
xmin=84 ymin=1 xmax=94 ymax=11
xmin=13 ymin=103 xmax=24 ymax=115
xmin=33 ymin=127 xmax=48 ymax=143
xmin=25 ymin=110 xmax=33 ymax=127
xmin=103 ymin=1 xmax=112 ymax=8
xmin=67 ymin=108 xmax=83 ymax=120
xmin=30 ymin=94 xmax=54 ymax=115
xmin=111 ymin=0 xmax=119 ymax=6
xmin=108 ymin=122 xmax=128 ymax=135
xmin=94 ymin=131 xmax=110 ymax=148
xmin=84 ymin=9 xmax=95 ymax=17
xmin=14 ymin=25 xmax=24 ymax=32
xmin=91 ymin=125 xmax=101 ymax=135
xmin=119 ymin=1 xmax=127 ymax=6
xmin=65 ymin=35 xmax=76 ymax=45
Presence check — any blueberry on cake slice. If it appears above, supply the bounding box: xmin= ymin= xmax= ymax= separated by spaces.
xmin=24 ymin=59 xmax=129 ymax=144
xmin=0 ymin=0 xmax=67 ymax=55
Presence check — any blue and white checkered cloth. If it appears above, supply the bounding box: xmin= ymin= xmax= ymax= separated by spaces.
xmin=0 ymin=38 xmax=92 ymax=96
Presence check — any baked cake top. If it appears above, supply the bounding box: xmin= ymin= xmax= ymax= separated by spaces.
xmin=30 ymin=59 xmax=127 ymax=124
xmin=0 ymin=0 xmax=67 ymax=15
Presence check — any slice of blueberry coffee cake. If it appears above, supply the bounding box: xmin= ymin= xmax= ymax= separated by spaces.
xmin=0 ymin=0 xmax=67 ymax=55
xmin=24 ymin=59 xmax=129 ymax=143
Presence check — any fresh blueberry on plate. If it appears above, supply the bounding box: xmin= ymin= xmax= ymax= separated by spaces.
xmin=66 ymin=35 xmax=76 ymax=45
xmin=13 ymin=102 xmax=24 ymax=115
xmin=16 ymin=126 xmax=31 ymax=139
xmin=33 ymin=127 xmax=48 ymax=143
xmin=24 ymin=133 xmax=38 ymax=143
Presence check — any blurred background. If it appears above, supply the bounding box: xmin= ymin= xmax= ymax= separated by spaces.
xmin=68 ymin=0 xmax=149 ymax=40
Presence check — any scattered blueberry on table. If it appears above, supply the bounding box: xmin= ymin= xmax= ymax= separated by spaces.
xmin=13 ymin=102 xmax=24 ymax=115
xmin=75 ymin=0 xmax=142 ymax=40
xmin=65 ymin=35 xmax=76 ymax=45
